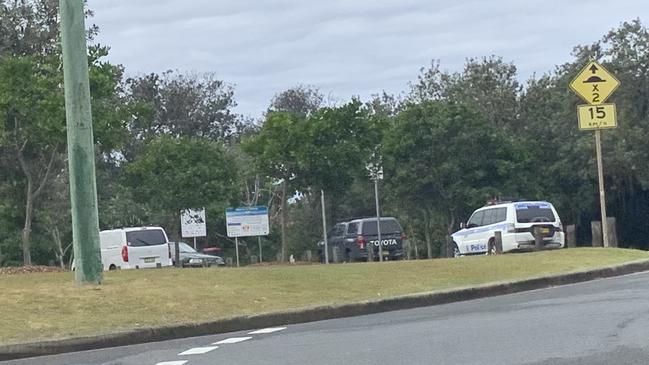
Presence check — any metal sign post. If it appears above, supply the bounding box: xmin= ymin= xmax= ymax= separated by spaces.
xmin=235 ymin=237 xmax=240 ymax=267
xmin=374 ymin=179 xmax=383 ymax=262
xmin=594 ymin=130 xmax=609 ymax=247
xmin=321 ymin=190 xmax=329 ymax=264
xmin=569 ymin=60 xmax=620 ymax=248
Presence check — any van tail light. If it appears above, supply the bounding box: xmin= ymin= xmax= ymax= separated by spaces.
xmin=121 ymin=245 xmax=129 ymax=262
xmin=356 ymin=235 xmax=366 ymax=250
xmin=506 ymin=223 xmax=516 ymax=233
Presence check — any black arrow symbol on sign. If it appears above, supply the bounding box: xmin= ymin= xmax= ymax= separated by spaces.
xmin=589 ymin=64 xmax=599 ymax=74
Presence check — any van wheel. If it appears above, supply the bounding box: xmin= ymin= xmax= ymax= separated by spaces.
xmin=452 ymin=242 xmax=461 ymax=258
xmin=109 ymin=264 xmax=117 ymax=271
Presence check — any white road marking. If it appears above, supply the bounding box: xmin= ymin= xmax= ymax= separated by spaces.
xmin=178 ymin=346 xmax=219 ymax=355
xmin=155 ymin=362 xmax=188 ymax=365
xmin=213 ymin=336 xmax=253 ymax=344
xmin=248 ymin=327 xmax=287 ymax=334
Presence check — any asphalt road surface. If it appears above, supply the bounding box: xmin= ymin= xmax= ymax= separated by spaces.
xmin=5 ymin=271 xmax=649 ymax=365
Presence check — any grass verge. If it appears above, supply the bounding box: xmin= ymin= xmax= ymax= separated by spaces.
xmin=1 ymin=247 xmax=647 ymax=344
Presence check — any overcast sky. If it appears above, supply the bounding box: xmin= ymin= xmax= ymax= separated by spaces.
xmin=87 ymin=0 xmax=646 ymax=118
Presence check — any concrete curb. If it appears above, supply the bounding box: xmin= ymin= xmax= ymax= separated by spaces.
xmin=2 ymin=258 xmax=649 ymax=361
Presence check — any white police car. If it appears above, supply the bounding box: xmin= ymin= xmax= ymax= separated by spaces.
xmin=451 ymin=201 xmax=565 ymax=256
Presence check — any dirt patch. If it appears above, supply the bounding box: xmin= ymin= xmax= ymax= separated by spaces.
xmin=0 ymin=266 xmax=66 ymax=275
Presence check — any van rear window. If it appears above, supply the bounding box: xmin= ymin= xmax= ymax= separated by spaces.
xmin=126 ymin=230 xmax=167 ymax=246
xmin=515 ymin=204 xmax=556 ymax=223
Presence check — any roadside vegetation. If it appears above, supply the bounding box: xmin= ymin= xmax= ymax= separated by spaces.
xmin=0 ymin=248 xmax=647 ymax=344
xmin=1 ymin=3 xmax=649 ymax=267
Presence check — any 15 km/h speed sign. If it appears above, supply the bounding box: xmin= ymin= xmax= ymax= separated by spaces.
xmin=577 ymin=104 xmax=617 ymax=130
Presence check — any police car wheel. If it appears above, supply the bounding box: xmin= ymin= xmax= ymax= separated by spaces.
xmin=488 ymin=239 xmax=497 ymax=255
xmin=452 ymin=243 xmax=461 ymax=258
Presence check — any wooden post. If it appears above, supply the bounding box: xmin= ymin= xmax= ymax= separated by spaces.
xmin=332 ymin=246 xmax=340 ymax=263
xmin=174 ymin=241 xmax=181 ymax=268
xmin=534 ymin=226 xmax=543 ymax=251
xmin=566 ymin=225 xmax=576 ymax=248
xmin=591 ymin=221 xmax=603 ymax=247
xmin=606 ymin=217 xmax=618 ymax=248
xmin=366 ymin=242 xmax=374 ymax=262
xmin=494 ymin=232 xmax=503 ymax=254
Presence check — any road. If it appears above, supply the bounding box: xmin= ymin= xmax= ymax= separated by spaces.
xmin=5 ymin=271 xmax=649 ymax=364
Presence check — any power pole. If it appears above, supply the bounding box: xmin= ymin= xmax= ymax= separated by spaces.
xmin=60 ymin=0 xmax=103 ymax=284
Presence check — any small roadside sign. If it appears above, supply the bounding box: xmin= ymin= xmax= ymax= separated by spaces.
xmin=577 ymin=104 xmax=617 ymax=130
xmin=181 ymin=208 xmax=207 ymax=238
xmin=226 ymin=206 xmax=269 ymax=238
xmin=569 ymin=61 xmax=620 ymax=105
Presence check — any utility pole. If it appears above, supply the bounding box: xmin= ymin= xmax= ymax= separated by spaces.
xmin=60 ymin=0 xmax=102 ymax=284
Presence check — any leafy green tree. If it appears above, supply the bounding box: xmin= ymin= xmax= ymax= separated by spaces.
xmin=383 ymin=101 xmax=522 ymax=257
xmin=242 ymin=112 xmax=304 ymax=261
xmin=124 ymin=136 xmax=239 ymax=242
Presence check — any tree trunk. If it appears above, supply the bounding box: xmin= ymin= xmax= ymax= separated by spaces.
xmin=424 ymin=228 xmax=432 ymax=259
xmin=51 ymin=226 xmax=65 ymax=269
xmin=280 ymin=179 xmax=287 ymax=262
xmin=22 ymin=179 xmax=34 ymax=266
xmin=423 ymin=209 xmax=433 ymax=259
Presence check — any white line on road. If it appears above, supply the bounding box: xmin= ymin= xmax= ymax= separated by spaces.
xmin=155 ymin=361 xmax=188 ymax=365
xmin=248 ymin=327 xmax=287 ymax=334
xmin=213 ymin=336 xmax=253 ymax=344
xmin=178 ymin=346 xmax=219 ymax=355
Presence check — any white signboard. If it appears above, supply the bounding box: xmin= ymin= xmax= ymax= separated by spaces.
xmin=181 ymin=208 xmax=207 ymax=238
xmin=226 ymin=206 xmax=269 ymax=237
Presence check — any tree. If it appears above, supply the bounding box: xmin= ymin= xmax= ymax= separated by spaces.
xmin=383 ymin=101 xmax=522 ymax=257
xmin=0 ymin=55 xmax=65 ymax=265
xmin=123 ymin=71 xmax=243 ymax=158
xmin=242 ymin=112 xmax=304 ymax=261
xmin=268 ymin=84 xmax=324 ymax=118
xmin=124 ymin=136 xmax=239 ymax=242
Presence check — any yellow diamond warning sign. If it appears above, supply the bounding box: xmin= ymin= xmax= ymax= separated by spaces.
xmin=569 ymin=61 xmax=620 ymax=105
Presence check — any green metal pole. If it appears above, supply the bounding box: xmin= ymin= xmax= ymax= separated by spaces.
xmin=60 ymin=0 xmax=102 ymax=284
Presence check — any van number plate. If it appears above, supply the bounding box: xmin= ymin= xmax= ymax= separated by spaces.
xmin=144 ymin=257 xmax=155 ymax=263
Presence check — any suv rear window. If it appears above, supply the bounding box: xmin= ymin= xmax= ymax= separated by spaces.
xmin=127 ymin=230 xmax=167 ymax=247
xmin=515 ymin=203 xmax=556 ymax=223
xmin=362 ymin=220 xmax=402 ymax=235
xmin=346 ymin=222 xmax=359 ymax=236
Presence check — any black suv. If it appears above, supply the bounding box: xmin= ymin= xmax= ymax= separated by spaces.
xmin=319 ymin=217 xmax=406 ymax=262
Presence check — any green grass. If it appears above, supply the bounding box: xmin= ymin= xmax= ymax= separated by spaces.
xmin=1 ymin=248 xmax=647 ymax=345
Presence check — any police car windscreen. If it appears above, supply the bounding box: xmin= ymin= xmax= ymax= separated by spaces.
xmin=515 ymin=204 xmax=556 ymax=223
xmin=362 ymin=220 xmax=401 ymax=235
xmin=127 ymin=230 xmax=167 ymax=247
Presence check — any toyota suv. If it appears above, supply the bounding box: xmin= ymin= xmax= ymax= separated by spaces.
xmin=451 ymin=201 xmax=565 ymax=256
xmin=320 ymin=217 xmax=406 ymax=262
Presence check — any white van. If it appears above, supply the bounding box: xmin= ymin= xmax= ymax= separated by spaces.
xmin=99 ymin=226 xmax=172 ymax=270
xmin=451 ymin=201 xmax=565 ymax=256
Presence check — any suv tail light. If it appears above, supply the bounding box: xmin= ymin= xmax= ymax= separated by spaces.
xmin=356 ymin=235 xmax=366 ymax=250
xmin=168 ymin=244 xmax=172 ymax=259
xmin=557 ymin=223 xmax=564 ymax=232
xmin=400 ymin=233 xmax=407 ymax=241
xmin=121 ymin=245 xmax=129 ymax=262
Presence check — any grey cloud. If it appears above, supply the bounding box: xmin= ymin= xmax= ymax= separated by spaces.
xmin=88 ymin=0 xmax=647 ymax=118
